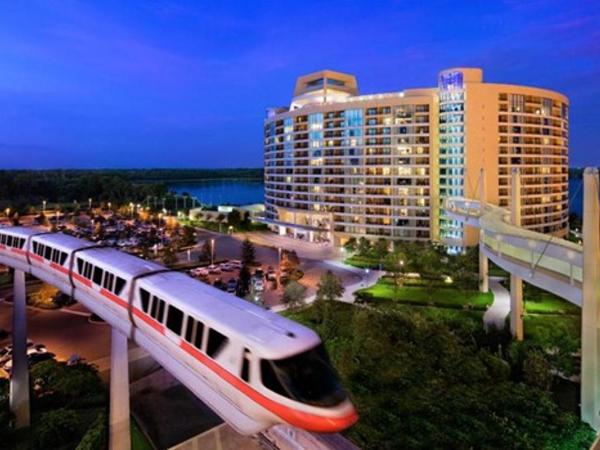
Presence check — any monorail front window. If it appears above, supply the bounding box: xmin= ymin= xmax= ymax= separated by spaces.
xmin=260 ymin=344 xmax=346 ymax=407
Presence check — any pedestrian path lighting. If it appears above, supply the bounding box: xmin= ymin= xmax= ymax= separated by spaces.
xmin=211 ymin=238 xmax=215 ymax=265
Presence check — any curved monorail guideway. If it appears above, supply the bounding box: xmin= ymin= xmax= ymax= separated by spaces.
xmin=0 ymin=225 xmax=358 ymax=449
xmin=444 ymin=167 xmax=600 ymax=432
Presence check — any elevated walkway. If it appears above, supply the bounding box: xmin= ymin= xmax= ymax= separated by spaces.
xmin=443 ymin=167 xmax=600 ymax=433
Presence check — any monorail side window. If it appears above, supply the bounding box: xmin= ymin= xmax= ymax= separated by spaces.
xmin=185 ymin=317 xmax=195 ymax=342
xmin=93 ymin=267 xmax=103 ymax=285
xmin=103 ymin=272 xmax=115 ymax=291
xmin=37 ymin=244 xmax=45 ymax=257
xmin=241 ymin=349 xmax=251 ymax=382
xmin=157 ymin=299 xmax=166 ymax=322
xmin=59 ymin=252 xmax=67 ymax=265
xmin=84 ymin=262 xmax=93 ymax=279
xmin=115 ymin=277 xmax=126 ymax=296
xmin=207 ymin=329 xmax=228 ymax=358
xmin=167 ymin=305 xmax=183 ymax=335
xmin=150 ymin=296 xmax=159 ymax=318
xmin=139 ymin=289 xmax=150 ymax=313
xmin=0 ymin=234 xmax=5 ymax=245
xmin=194 ymin=321 xmax=204 ymax=349
xmin=77 ymin=258 xmax=84 ymax=274
xmin=44 ymin=246 xmax=52 ymax=260
xmin=32 ymin=242 xmax=38 ymax=253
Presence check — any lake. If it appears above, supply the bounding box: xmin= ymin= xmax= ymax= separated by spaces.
xmin=169 ymin=179 xmax=264 ymax=206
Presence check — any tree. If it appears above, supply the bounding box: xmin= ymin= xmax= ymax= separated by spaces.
xmin=199 ymin=239 xmax=211 ymax=262
xmin=227 ymin=209 xmax=242 ymax=227
xmin=162 ymin=245 xmax=177 ymax=266
xmin=281 ymin=249 xmax=300 ymax=272
xmin=241 ymin=238 xmax=256 ymax=266
xmin=343 ymin=237 xmax=357 ymax=253
xmin=384 ymin=252 xmax=406 ymax=300
xmin=238 ymin=265 xmax=252 ymax=298
xmin=316 ymin=270 xmax=344 ymax=302
xmin=373 ymin=238 xmax=389 ymax=268
xmin=357 ymin=237 xmax=371 ymax=257
xmin=35 ymin=408 xmax=81 ymax=449
xmin=181 ymin=225 xmax=196 ymax=247
xmin=281 ymin=281 xmax=306 ymax=309
xmin=523 ymin=350 xmax=553 ymax=391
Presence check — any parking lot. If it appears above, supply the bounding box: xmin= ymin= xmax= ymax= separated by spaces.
xmin=186 ymin=259 xmax=282 ymax=307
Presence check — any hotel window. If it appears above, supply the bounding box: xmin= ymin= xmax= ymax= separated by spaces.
xmin=510 ymin=94 xmax=525 ymax=113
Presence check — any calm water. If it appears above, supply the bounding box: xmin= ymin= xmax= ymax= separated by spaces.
xmin=169 ymin=179 xmax=264 ymax=206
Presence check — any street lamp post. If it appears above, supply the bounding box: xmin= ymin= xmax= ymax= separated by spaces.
xmin=42 ymin=200 xmax=46 ymax=213
xmin=210 ymin=238 xmax=215 ymax=266
xmin=88 ymin=198 xmax=92 ymax=210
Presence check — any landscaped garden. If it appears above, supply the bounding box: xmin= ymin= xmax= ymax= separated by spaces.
xmin=355 ymin=276 xmax=493 ymax=310
xmin=285 ymin=299 xmax=594 ymax=450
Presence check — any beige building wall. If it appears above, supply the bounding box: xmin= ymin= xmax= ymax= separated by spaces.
xmin=265 ymin=68 xmax=569 ymax=250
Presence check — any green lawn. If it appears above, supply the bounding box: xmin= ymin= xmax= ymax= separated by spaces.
xmin=131 ymin=418 xmax=153 ymax=450
xmin=356 ymin=278 xmax=493 ymax=311
xmin=525 ymin=294 xmax=580 ymax=315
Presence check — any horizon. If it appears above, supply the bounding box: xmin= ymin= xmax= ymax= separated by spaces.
xmin=1 ymin=1 xmax=599 ymax=169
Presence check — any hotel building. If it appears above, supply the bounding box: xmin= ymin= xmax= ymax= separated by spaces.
xmin=263 ymin=68 xmax=569 ymax=250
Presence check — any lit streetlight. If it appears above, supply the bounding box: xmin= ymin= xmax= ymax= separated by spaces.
xmin=210 ymin=238 xmax=215 ymax=266
xmin=88 ymin=198 xmax=92 ymax=210
xmin=42 ymin=200 xmax=46 ymax=213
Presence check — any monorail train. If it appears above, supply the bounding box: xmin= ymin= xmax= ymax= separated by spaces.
xmin=0 ymin=226 xmax=358 ymax=435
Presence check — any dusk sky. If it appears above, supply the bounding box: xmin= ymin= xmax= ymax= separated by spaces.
xmin=1 ymin=0 xmax=599 ymax=169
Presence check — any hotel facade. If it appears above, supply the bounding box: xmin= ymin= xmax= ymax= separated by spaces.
xmin=263 ymin=68 xmax=569 ymax=250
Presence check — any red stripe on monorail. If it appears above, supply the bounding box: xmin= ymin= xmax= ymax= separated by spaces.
xmin=99 ymin=289 xmax=165 ymax=335
xmin=179 ymin=340 xmax=358 ymax=432
xmin=11 ymin=248 xmax=26 ymax=255
xmin=28 ymin=253 xmax=44 ymax=262
xmin=50 ymin=262 xmax=69 ymax=274
xmin=72 ymin=272 xmax=92 ymax=287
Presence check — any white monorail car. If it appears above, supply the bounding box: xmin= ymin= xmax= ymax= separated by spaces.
xmin=0 ymin=226 xmax=358 ymax=434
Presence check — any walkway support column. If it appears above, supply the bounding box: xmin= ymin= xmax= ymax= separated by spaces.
xmin=510 ymin=168 xmax=524 ymax=340
xmin=581 ymin=167 xmax=600 ymax=431
xmin=109 ymin=327 xmax=131 ymax=450
xmin=10 ymin=269 xmax=30 ymax=428
xmin=479 ymin=168 xmax=489 ymax=293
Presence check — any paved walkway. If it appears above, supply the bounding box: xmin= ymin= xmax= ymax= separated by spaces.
xmin=483 ymin=276 xmax=510 ymax=330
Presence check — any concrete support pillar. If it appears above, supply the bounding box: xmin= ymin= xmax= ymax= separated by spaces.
xmin=510 ymin=168 xmax=524 ymax=340
xmin=109 ymin=328 xmax=131 ymax=450
xmin=479 ymin=244 xmax=489 ymax=293
xmin=581 ymin=167 xmax=600 ymax=431
xmin=479 ymin=169 xmax=489 ymax=293
xmin=10 ymin=269 xmax=30 ymax=428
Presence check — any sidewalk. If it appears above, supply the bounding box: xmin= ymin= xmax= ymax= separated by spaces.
xmin=483 ymin=277 xmax=510 ymax=330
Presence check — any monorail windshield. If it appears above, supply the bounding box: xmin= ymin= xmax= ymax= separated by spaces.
xmin=261 ymin=344 xmax=346 ymax=407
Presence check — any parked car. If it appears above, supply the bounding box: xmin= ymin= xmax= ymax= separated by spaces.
xmin=228 ymin=260 xmax=242 ymax=269
xmin=253 ymin=278 xmax=265 ymax=292
xmin=207 ymin=265 xmax=221 ymax=274
xmin=213 ymin=278 xmax=226 ymax=290
xmin=226 ymin=278 xmax=238 ymax=293
xmin=220 ymin=263 xmax=234 ymax=272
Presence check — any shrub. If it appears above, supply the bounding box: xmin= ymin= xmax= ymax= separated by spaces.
xmin=35 ymin=408 xmax=81 ymax=449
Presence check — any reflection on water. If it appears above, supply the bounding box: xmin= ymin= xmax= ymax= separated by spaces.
xmin=169 ymin=179 xmax=264 ymax=206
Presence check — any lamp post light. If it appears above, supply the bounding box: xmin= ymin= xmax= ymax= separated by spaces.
xmin=364 ymin=268 xmax=370 ymax=286
xmin=278 ymin=247 xmax=282 ymax=283
xmin=88 ymin=198 xmax=92 ymax=210
xmin=42 ymin=200 xmax=46 ymax=213
xmin=210 ymin=238 xmax=215 ymax=266
xmin=5 ymin=208 xmax=10 ymax=221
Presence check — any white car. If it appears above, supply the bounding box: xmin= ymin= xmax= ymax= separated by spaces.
xmin=191 ymin=267 xmax=209 ymax=277
xmin=207 ymin=265 xmax=221 ymax=274
xmin=253 ymin=278 xmax=264 ymax=292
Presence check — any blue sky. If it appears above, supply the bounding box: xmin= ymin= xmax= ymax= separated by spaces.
xmin=0 ymin=0 xmax=598 ymax=168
